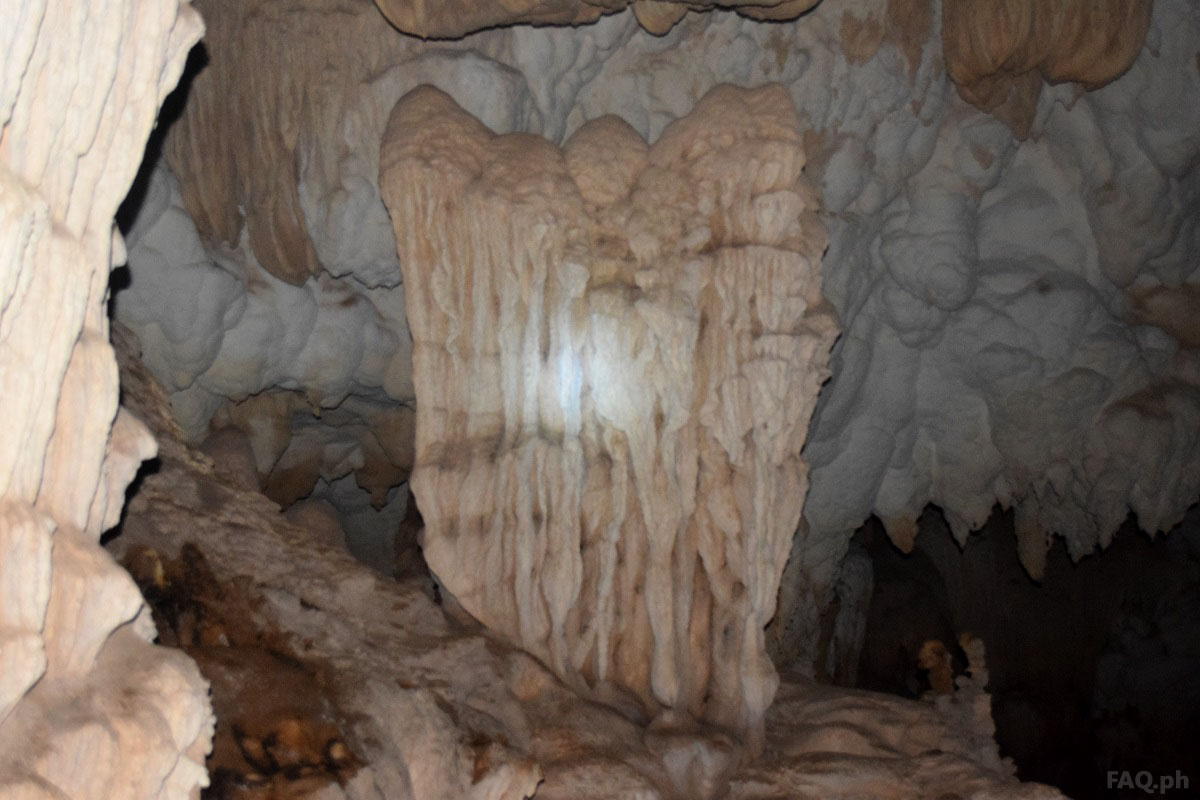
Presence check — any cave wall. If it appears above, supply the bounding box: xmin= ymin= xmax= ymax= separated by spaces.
xmin=0 ymin=0 xmax=212 ymax=796
xmin=115 ymin=0 xmax=1200 ymax=678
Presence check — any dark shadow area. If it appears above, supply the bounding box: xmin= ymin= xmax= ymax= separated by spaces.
xmin=100 ymin=455 xmax=162 ymax=546
xmin=854 ymin=516 xmax=968 ymax=699
xmin=116 ymin=42 xmax=208 ymax=236
xmin=106 ymin=263 xmax=131 ymax=320
xmin=853 ymin=503 xmax=1200 ymax=799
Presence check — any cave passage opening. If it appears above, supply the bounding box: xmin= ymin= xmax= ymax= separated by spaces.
xmin=845 ymin=503 xmax=1200 ymax=800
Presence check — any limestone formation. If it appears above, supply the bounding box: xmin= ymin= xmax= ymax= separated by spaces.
xmin=110 ymin=320 xmax=1062 ymax=800
xmin=4 ymin=0 xmax=1194 ymax=795
xmin=943 ymin=0 xmax=1154 ymax=136
xmin=379 ymin=83 xmax=838 ymax=750
xmin=117 ymin=0 xmax=1200 ymax=680
xmin=370 ymin=0 xmax=823 ymax=39
xmin=0 ymin=0 xmax=210 ymax=797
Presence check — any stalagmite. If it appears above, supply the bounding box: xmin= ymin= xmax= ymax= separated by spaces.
xmin=380 ymin=83 xmax=838 ymax=750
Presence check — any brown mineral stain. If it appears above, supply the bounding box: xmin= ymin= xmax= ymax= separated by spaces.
xmin=802 ymin=129 xmax=829 ymax=157
xmin=918 ymin=639 xmax=955 ymax=695
xmin=1126 ymin=283 xmax=1200 ymax=348
xmin=886 ymin=0 xmax=933 ymax=78
xmin=840 ymin=10 xmax=886 ymax=66
xmin=970 ymin=142 xmax=994 ymax=170
xmin=764 ymin=29 xmax=791 ymax=72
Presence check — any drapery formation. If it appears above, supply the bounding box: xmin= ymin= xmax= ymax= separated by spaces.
xmin=380 ymin=84 xmax=837 ymax=749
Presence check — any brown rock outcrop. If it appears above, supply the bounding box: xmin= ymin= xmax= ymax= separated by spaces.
xmin=943 ymin=0 xmax=1154 ymax=136
xmin=162 ymin=0 xmax=419 ymax=285
xmin=380 ymin=83 xmax=838 ymax=752
xmin=370 ymin=0 xmax=823 ymax=39
xmin=110 ymin=323 xmax=1060 ymax=800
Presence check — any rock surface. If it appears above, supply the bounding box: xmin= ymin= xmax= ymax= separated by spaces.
xmin=369 ymin=0 xmax=822 ymax=39
xmin=4 ymin=0 xmax=1186 ymax=795
xmin=379 ymin=83 xmax=837 ymax=751
xmin=110 ymin=323 xmax=1063 ymax=799
xmin=0 ymin=0 xmax=210 ymax=797
xmin=115 ymin=0 xmax=1200 ymax=680
xmin=943 ymin=0 xmax=1153 ymax=136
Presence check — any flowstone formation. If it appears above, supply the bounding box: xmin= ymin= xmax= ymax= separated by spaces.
xmin=0 ymin=0 xmax=210 ymax=797
xmin=110 ymin=325 xmax=1062 ymax=800
xmin=379 ymin=84 xmax=838 ymax=750
xmin=115 ymin=0 xmax=1200 ymax=679
xmin=943 ymin=0 xmax=1153 ymax=136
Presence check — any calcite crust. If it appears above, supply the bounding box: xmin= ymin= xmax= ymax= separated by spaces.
xmin=380 ymin=83 xmax=838 ymax=750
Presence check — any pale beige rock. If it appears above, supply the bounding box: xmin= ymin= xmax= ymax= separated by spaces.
xmin=730 ymin=681 xmax=1063 ymax=799
xmin=631 ymin=1 xmax=689 ymax=35
xmin=161 ymin=0 xmax=823 ymax=289
xmin=380 ymin=83 xmax=839 ymax=753
xmin=113 ymin=330 xmax=547 ymax=800
xmin=0 ymin=0 xmax=210 ymax=796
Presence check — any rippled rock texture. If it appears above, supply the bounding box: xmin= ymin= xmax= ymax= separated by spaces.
xmin=379 ymin=83 xmax=837 ymax=750
xmin=0 ymin=0 xmax=210 ymax=797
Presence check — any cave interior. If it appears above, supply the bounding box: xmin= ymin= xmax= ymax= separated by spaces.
xmin=1 ymin=1 xmax=1199 ymax=799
